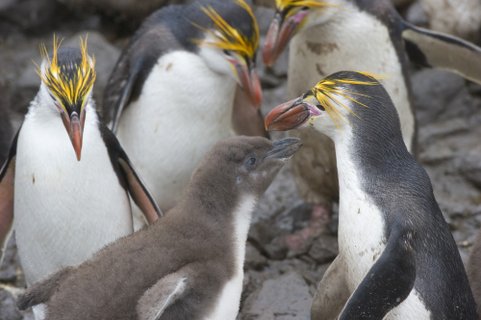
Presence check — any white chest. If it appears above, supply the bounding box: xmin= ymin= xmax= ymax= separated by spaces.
xmin=14 ymin=107 xmax=132 ymax=284
xmin=334 ymin=135 xmax=386 ymax=291
xmin=117 ymin=51 xmax=236 ymax=211
xmin=205 ymin=197 xmax=255 ymax=320
xmin=288 ymin=5 xmax=414 ymax=150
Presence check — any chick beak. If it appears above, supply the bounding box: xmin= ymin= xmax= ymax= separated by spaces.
xmin=263 ymin=10 xmax=308 ymax=67
xmin=237 ymin=62 xmax=263 ymax=108
xmin=264 ymin=98 xmax=312 ymax=131
xmin=61 ymin=110 xmax=85 ymax=161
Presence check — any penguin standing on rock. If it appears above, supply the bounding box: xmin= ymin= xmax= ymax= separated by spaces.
xmin=102 ymin=0 xmax=267 ymax=221
xmin=262 ymin=0 xmax=481 ymax=229
xmin=0 ymin=37 xmax=161 ymax=307
xmin=265 ymin=71 xmax=478 ymax=320
xmin=16 ymin=136 xmax=301 ymax=320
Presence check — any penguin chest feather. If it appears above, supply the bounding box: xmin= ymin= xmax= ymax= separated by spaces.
xmin=205 ymin=195 xmax=255 ymax=320
xmin=117 ymin=51 xmax=237 ymax=211
xmin=335 ymin=136 xmax=431 ymax=319
xmin=14 ymin=106 xmax=132 ymax=284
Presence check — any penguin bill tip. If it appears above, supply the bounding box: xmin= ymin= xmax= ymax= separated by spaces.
xmin=264 ymin=99 xmax=311 ymax=131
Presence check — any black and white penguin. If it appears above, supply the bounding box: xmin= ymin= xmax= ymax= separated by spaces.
xmin=265 ymin=71 xmax=477 ymax=320
xmin=102 ymin=0 xmax=267 ymax=221
xmin=16 ymin=136 xmax=301 ymax=320
xmin=0 ymin=38 xmax=161 ymax=313
xmin=262 ymin=0 xmax=481 ymax=224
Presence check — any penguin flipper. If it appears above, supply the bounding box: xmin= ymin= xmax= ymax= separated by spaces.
xmin=136 ymin=271 xmax=188 ymax=320
xmin=17 ymin=267 xmax=74 ymax=310
xmin=99 ymin=125 xmax=163 ymax=224
xmin=0 ymin=128 xmax=19 ymax=265
xmin=339 ymin=228 xmax=416 ymax=320
xmin=402 ymin=23 xmax=481 ymax=85
xmin=102 ymin=24 xmax=180 ymax=132
xmin=311 ymin=255 xmax=350 ymax=320
xmin=232 ymin=86 xmax=270 ymax=138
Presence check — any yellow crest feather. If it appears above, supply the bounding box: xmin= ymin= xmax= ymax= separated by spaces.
xmin=37 ymin=35 xmax=96 ymax=112
xmin=195 ymin=0 xmax=259 ymax=59
xmin=311 ymin=72 xmax=381 ymax=126
xmin=275 ymin=0 xmax=331 ymax=11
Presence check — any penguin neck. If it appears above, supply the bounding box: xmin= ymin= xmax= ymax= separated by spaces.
xmin=334 ymin=119 xmax=410 ymax=188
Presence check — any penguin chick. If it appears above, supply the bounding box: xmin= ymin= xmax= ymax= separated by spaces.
xmin=16 ymin=136 xmax=301 ymax=320
xmin=0 ymin=37 xmax=161 ymax=290
xmin=265 ymin=71 xmax=477 ymax=320
xmin=102 ymin=0 xmax=268 ymax=225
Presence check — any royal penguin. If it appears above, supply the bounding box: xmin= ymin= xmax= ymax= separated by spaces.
xmin=468 ymin=230 xmax=481 ymax=318
xmin=0 ymin=38 xmax=161 ymax=318
xmin=261 ymin=0 xmax=481 ymax=226
xmin=265 ymin=71 xmax=477 ymax=319
xmin=16 ymin=136 xmax=301 ymax=320
xmin=102 ymin=0 xmax=267 ymax=226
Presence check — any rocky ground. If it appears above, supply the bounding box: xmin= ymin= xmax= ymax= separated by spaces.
xmin=0 ymin=0 xmax=481 ymax=319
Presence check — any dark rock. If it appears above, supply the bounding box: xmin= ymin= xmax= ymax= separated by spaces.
xmin=412 ymin=69 xmax=472 ymax=126
xmin=0 ymin=237 xmax=17 ymax=283
xmin=242 ymin=272 xmax=312 ymax=320
xmin=308 ymin=235 xmax=338 ymax=264
xmin=459 ymin=145 xmax=481 ymax=189
xmin=0 ymin=289 xmax=22 ymax=320
xmin=245 ymin=242 xmax=268 ymax=271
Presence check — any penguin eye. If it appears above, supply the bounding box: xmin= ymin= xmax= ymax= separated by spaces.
xmin=223 ymin=49 xmax=232 ymax=57
xmin=317 ymin=104 xmax=325 ymax=111
xmin=244 ymin=154 xmax=257 ymax=170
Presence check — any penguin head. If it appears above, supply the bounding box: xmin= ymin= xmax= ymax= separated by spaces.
xmin=263 ymin=0 xmax=336 ymax=66
xmin=193 ymin=136 xmax=301 ymax=198
xmin=37 ymin=36 xmax=96 ymax=161
xmin=194 ymin=0 xmax=262 ymax=107
xmin=264 ymin=71 xmax=388 ymax=140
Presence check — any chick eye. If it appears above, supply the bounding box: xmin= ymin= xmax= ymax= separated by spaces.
xmin=244 ymin=155 xmax=257 ymax=170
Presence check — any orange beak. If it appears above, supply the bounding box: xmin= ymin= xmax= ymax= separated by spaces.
xmin=237 ymin=62 xmax=263 ymax=108
xmin=61 ymin=110 xmax=85 ymax=161
xmin=265 ymin=97 xmax=319 ymax=131
xmin=263 ymin=10 xmax=309 ymax=67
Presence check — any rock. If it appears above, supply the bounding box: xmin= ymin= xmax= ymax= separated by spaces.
xmin=65 ymin=32 xmax=121 ymax=105
xmin=419 ymin=0 xmax=481 ymax=42
xmin=459 ymin=145 xmax=481 ymax=189
xmin=0 ymin=289 xmax=22 ymax=320
xmin=412 ymin=69 xmax=471 ymax=126
xmin=0 ymin=81 xmax=13 ymax=164
xmin=0 ymin=237 xmax=17 ymax=283
xmin=308 ymin=234 xmax=338 ymax=264
xmin=242 ymin=272 xmax=312 ymax=320
xmin=0 ymin=0 xmax=70 ymax=34
xmin=245 ymin=242 xmax=268 ymax=270
xmin=405 ymin=1 xmax=428 ymax=26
